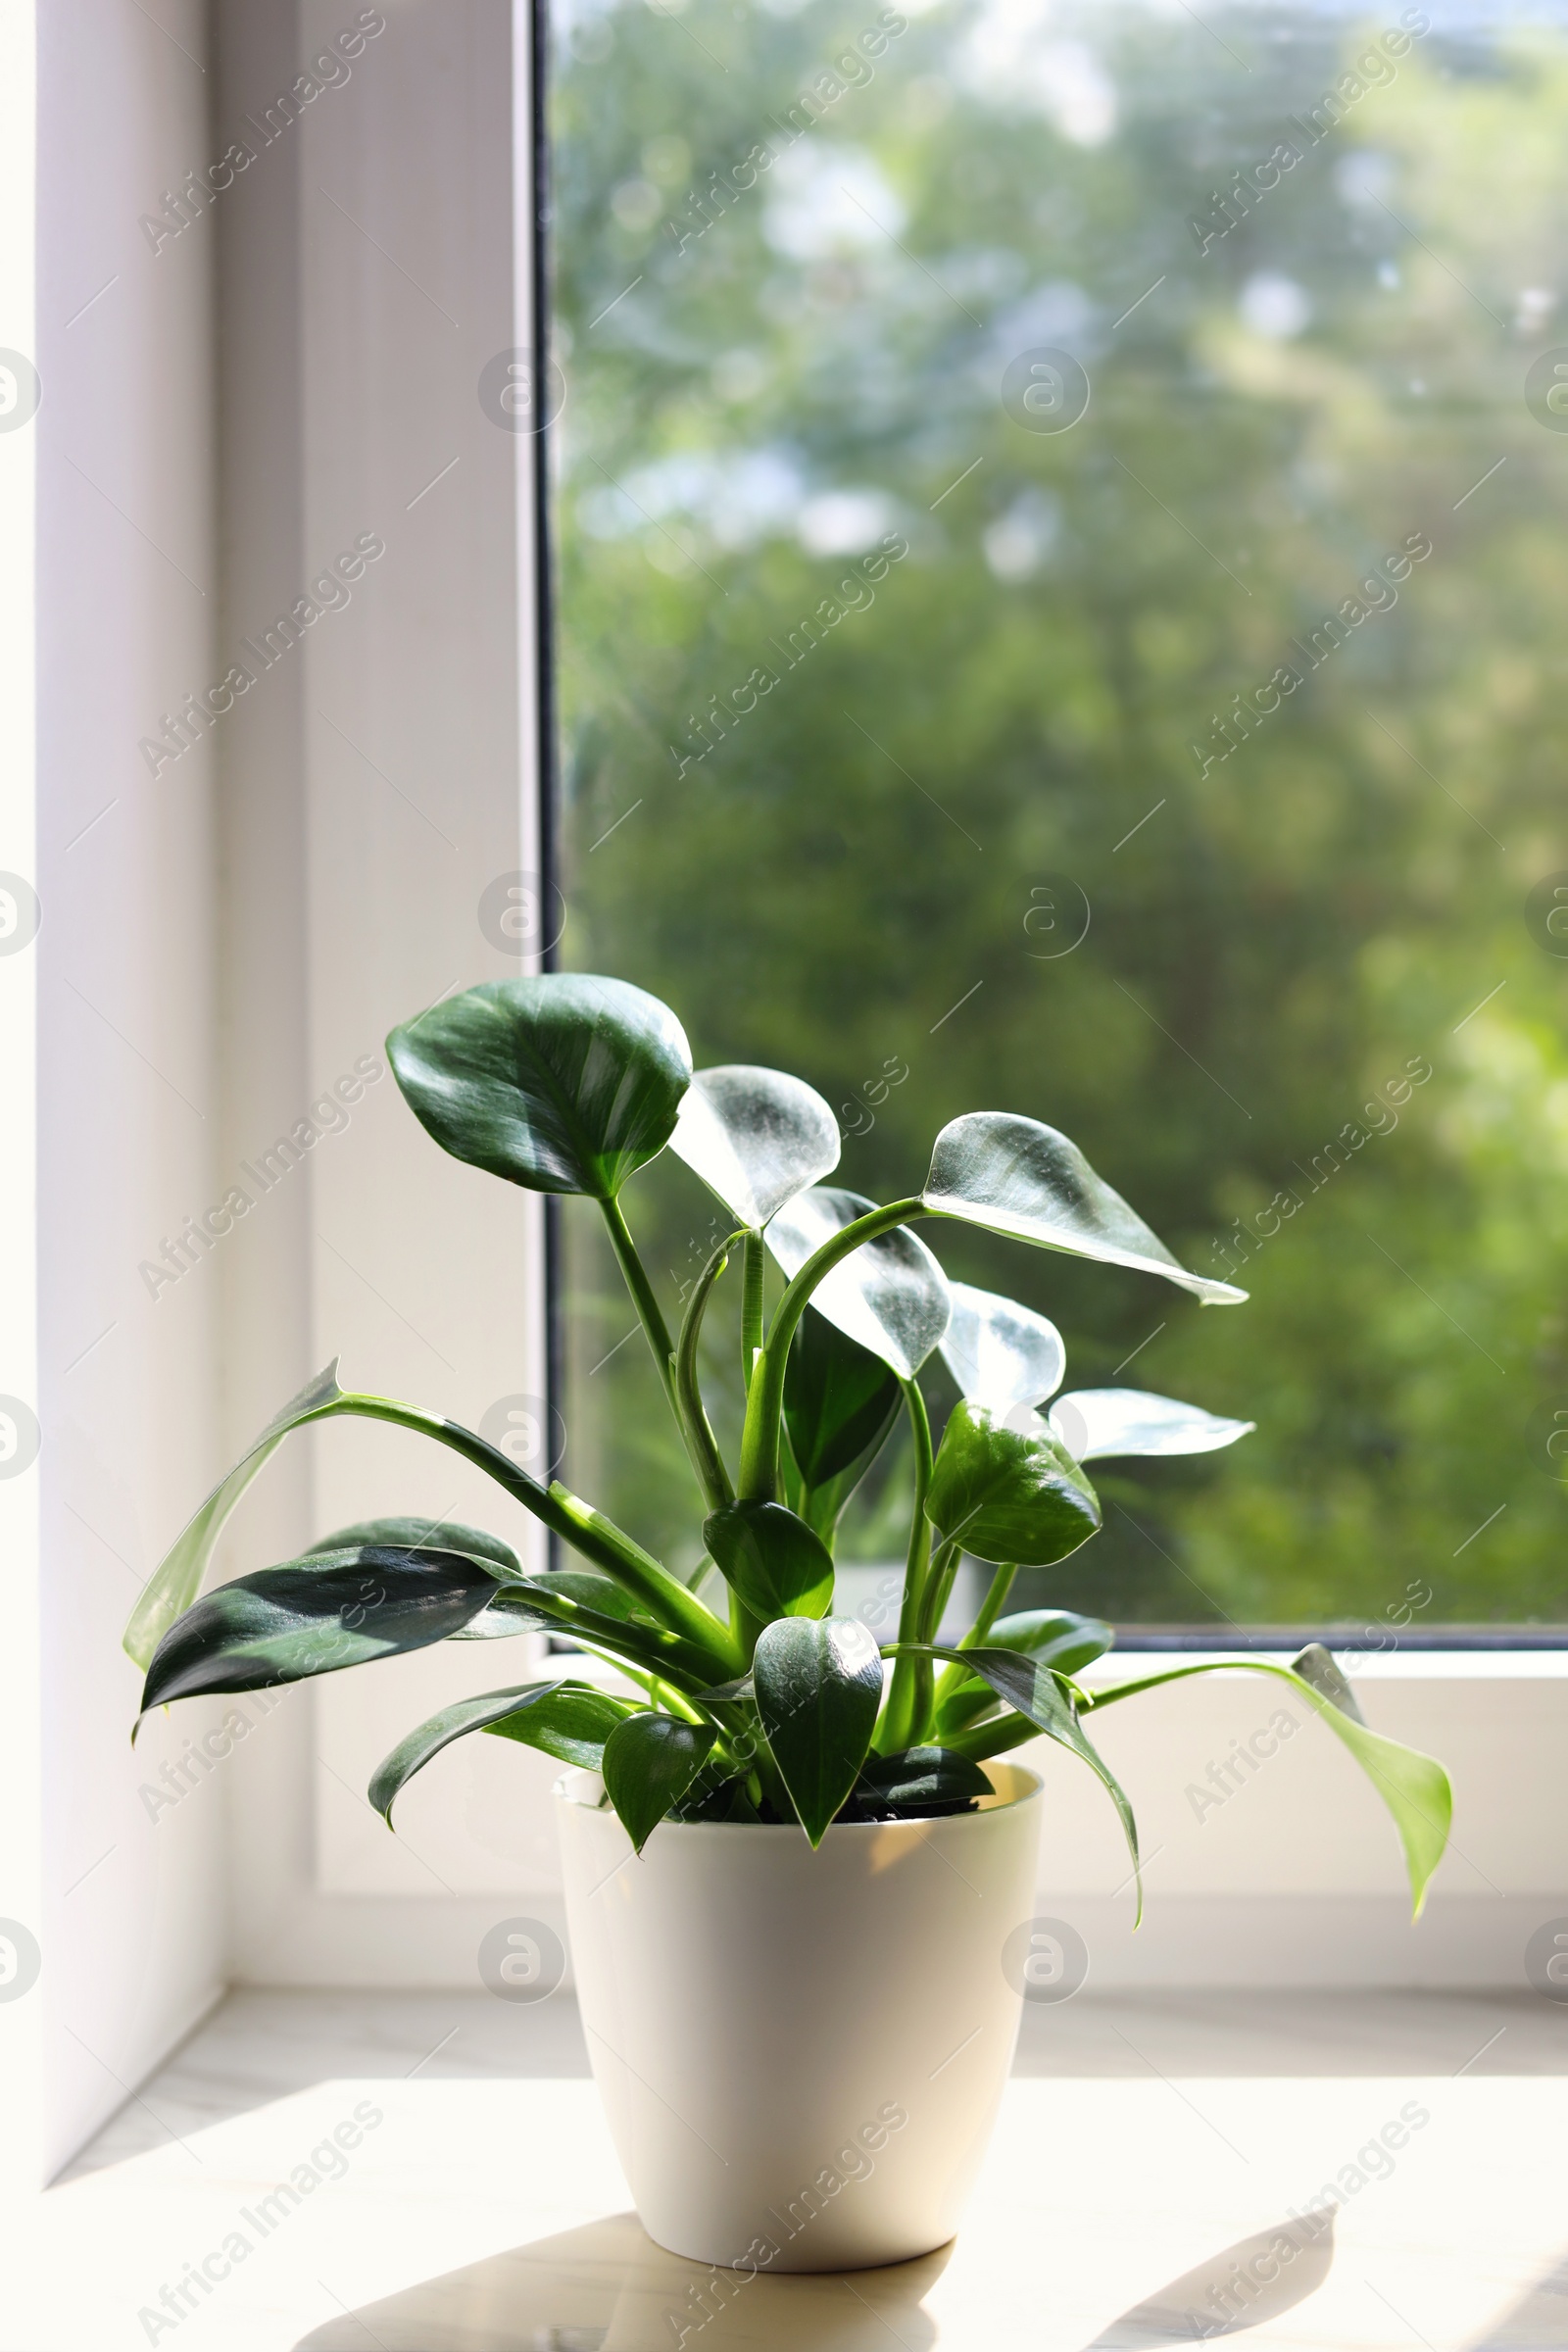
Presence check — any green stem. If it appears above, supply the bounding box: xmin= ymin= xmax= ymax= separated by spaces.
xmin=338 ymin=1393 xmax=742 ymax=1675
xmin=603 ymin=1194 xmax=729 ymax=1511
xmin=942 ymin=1707 xmax=1039 ymax=1762
xmin=600 ymin=1194 xmax=677 ymax=1397
xmin=675 ymin=1231 xmax=740 ymax=1510
xmin=737 ymin=1197 xmax=927 ymax=1500
xmin=741 ymin=1232 xmax=765 ymax=1394
xmin=933 ymin=1561 xmax=1017 ymax=1712
xmin=876 ymin=1380 xmax=935 ymax=1755
xmin=918 ymin=1536 xmax=962 ymax=1643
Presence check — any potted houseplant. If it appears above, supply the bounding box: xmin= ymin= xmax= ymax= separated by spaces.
xmin=124 ymin=974 xmax=1451 ymax=2274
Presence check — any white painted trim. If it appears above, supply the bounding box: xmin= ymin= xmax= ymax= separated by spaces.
xmin=0 ymin=0 xmax=43 ymax=2208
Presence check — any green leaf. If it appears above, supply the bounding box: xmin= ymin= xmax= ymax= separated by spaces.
xmin=938 ymin=1282 xmax=1065 ymax=1412
xmin=305 ymin=1515 xmax=523 ymax=1577
xmin=988 ymin=1608 xmax=1115 ymax=1674
xmin=123 ymin=1359 xmax=347 ymax=1668
xmin=602 ymin=1712 xmax=719 ymax=1852
xmin=703 ymin=1499 xmax=835 ymax=1622
xmin=304 ymin=1519 xmax=660 ymax=1642
xmin=848 ymin=1745 xmax=993 ymax=1819
xmin=923 ymin=1113 xmax=1247 ymax=1306
xmin=926 ymin=1400 xmax=1102 ymax=1566
xmin=784 ymin=1304 xmax=902 ymax=1488
xmin=767 ymin=1186 xmax=951 ymax=1378
xmin=934 ymin=1608 xmax=1114 ymax=1737
xmin=386 ymin=974 xmax=691 ymax=1200
xmin=1083 ymin=1652 xmax=1451 ymax=1917
xmin=753 ymin=1615 xmax=884 ymax=1844
xmin=1048 ymin=1389 xmax=1254 ymax=1461
xmin=910 ymin=1642 xmax=1142 ymax=1917
xmin=369 ymin=1680 xmax=639 ymax=1823
xmin=668 ymin=1064 xmax=841 ymax=1231
xmin=308 ymin=1515 xmax=534 ymax=1635
xmin=138 ymin=1547 xmax=504 ymax=1714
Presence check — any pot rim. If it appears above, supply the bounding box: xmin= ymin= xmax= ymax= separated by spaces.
xmin=553 ymin=1755 xmax=1043 ymax=1833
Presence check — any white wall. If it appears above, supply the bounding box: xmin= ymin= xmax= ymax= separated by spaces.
xmin=0 ymin=0 xmax=230 ymax=2193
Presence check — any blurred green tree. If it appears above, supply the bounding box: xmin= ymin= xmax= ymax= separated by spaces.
xmin=549 ymin=0 xmax=1568 ymax=1627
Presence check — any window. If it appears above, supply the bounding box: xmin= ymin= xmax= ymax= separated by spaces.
xmin=547 ymin=0 xmax=1568 ymax=1633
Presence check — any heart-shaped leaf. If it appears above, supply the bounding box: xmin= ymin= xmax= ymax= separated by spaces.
xmin=926 ymin=1400 xmax=1101 ymax=1566
xmin=753 ymin=1615 xmax=884 ymax=1844
xmin=923 ymin=1114 xmax=1246 ymax=1306
xmin=934 ymin=1608 xmax=1113 ymax=1737
xmin=784 ymin=1304 xmax=902 ymax=1490
xmin=847 ymin=1745 xmax=993 ymax=1819
xmin=124 ymin=1358 xmax=348 ymax=1668
xmin=139 ymin=1546 xmax=504 ymax=1714
xmin=1049 ymin=1389 xmax=1255 ymax=1461
xmin=369 ymin=1680 xmax=639 ymax=1823
xmin=387 ymin=974 xmax=691 ymax=1200
xmin=939 ymin=1282 xmax=1066 ymax=1412
xmin=668 ymin=1065 xmax=841 ymax=1232
xmin=914 ymin=1642 xmax=1142 ymax=1914
xmin=767 ymin=1187 xmax=951 ymax=1378
xmin=602 ymin=1713 xmax=719 ymax=1852
xmin=704 ymin=1499 xmax=835 ymax=1622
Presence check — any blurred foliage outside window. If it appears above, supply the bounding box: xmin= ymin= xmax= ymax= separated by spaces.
xmin=547 ymin=0 xmax=1568 ymax=1629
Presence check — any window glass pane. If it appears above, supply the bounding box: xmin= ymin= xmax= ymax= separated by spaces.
xmin=548 ymin=0 xmax=1568 ymax=1629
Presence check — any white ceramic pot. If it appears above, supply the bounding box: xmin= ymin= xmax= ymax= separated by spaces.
xmin=555 ymin=1760 xmax=1042 ymax=2273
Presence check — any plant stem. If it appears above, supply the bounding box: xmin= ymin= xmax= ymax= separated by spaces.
xmin=674 ymin=1231 xmax=739 ymax=1510
xmin=932 ymin=1561 xmax=1017 ymax=1712
xmin=603 ymin=1193 xmax=731 ymax=1511
xmin=600 ymin=1193 xmax=678 ymax=1398
xmin=741 ymin=1231 xmax=765 ymax=1394
xmin=736 ymin=1197 xmax=927 ymax=1500
xmin=338 ymin=1392 xmax=742 ymax=1675
xmin=876 ymin=1380 xmax=935 ymax=1754
xmin=941 ymin=1707 xmax=1039 ymax=1762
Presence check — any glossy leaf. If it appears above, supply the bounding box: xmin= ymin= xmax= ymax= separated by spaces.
xmin=753 ymin=1614 xmax=885 ymax=1844
xmin=939 ymin=1282 xmax=1066 ymax=1412
xmin=767 ymin=1186 xmax=951 ymax=1378
xmin=848 ymin=1745 xmax=992 ymax=1819
xmin=139 ymin=1547 xmax=504 ymax=1714
xmin=602 ymin=1712 xmax=719 ymax=1852
xmin=386 ymin=974 xmax=691 ymax=1200
xmin=1084 ymin=1651 xmax=1449 ymax=1917
xmin=310 ymin=1524 xmax=531 ymax=1637
xmin=784 ymin=1304 xmax=902 ymax=1489
xmin=926 ymin=1400 xmax=1101 ymax=1566
xmin=369 ymin=1680 xmax=638 ymax=1823
xmin=912 ymin=1642 xmax=1142 ymax=1915
xmin=704 ymin=1499 xmax=835 ymax=1622
xmin=123 ymin=1359 xmax=347 ymax=1669
xmin=306 ymin=1514 xmax=522 ymax=1573
xmin=923 ymin=1113 xmax=1247 ymax=1306
xmin=303 ymin=1519 xmax=658 ymax=1640
xmin=933 ymin=1608 xmax=1114 ymax=1737
xmin=668 ymin=1064 xmax=840 ymax=1232
xmin=1049 ymin=1388 xmax=1255 ymax=1461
